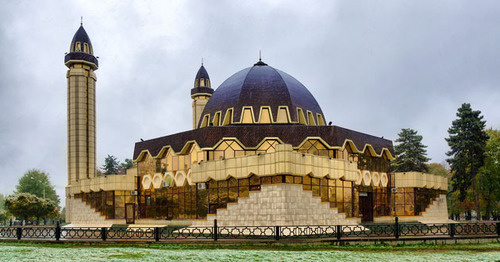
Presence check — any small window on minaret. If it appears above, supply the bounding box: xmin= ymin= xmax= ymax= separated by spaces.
xmin=195 ymin=79 xmax=199 ymax=87
xmin=75 ymin=42 xmax=81 ymax=52
xmin=200 ymin=78 xmax=205 ymax=87
xmin=84 ymin=43 xmax=89 ymax=53
xmin=206 ymin=79 xmax=210 ymax=87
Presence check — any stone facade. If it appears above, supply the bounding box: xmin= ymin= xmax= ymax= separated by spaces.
xmin=374 ymin=194 xmax=450 ymax=223
xmin=394 ymin=172 xmax=448 ymax=190
xmin=193 ymin=183 xmax=360 ymax=226
xmin=192 ymin=144 xmax=360 ymax=183
xmin=67 ymin=65 xmax=97 ymax=183
xmin=66 ymin=197 xmax=125 ymax=226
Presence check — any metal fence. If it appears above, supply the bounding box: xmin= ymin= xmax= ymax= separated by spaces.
xmin=0 ymin=219 xmax=498 ymax=242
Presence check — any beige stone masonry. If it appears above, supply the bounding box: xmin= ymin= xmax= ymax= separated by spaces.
xmin=393 ymin=172 xmax=448 ymax=190
xmin=412 ymin=194 xmax=450 ymax=223
xmin=374 ymin=194 xmax=451 ymax=224
xmin=69 ymin=168 xmax=137 ymax=194
xmin=192 ymin=144 xmax=359 ymax=183
xmin=192 ymin=183 xmax=360 ymax=226
xmin=66 ymin=197 xmax=125 ymax=225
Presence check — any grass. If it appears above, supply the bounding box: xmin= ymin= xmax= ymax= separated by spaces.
xmin=0 ymin=241 xmax=498 ymax=261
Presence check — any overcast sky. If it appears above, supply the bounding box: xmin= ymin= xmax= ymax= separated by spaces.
xmin=1 ymin=1 xmax=499 ymax=204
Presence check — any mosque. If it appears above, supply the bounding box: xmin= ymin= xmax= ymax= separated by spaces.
xmin=64 ymin=24 xmax=449 ymax=226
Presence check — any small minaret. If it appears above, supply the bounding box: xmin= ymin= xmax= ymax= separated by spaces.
xmin=191 ymin=62 xmax=213 ymax=129
xmin=65 ymin=23 xmax=98 ymax=185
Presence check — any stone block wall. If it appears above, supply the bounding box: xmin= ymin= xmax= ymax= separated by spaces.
xmin=66 ymin=197 xmax=125 ymax=225
xmin=193 ymin=183 xmax=360 ymax=226
xmin=397 ymin=194 xmax=450 ymax=223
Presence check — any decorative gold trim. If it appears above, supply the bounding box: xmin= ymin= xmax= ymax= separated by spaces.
xmin=135 ymin=136 xmax=395 ymax=161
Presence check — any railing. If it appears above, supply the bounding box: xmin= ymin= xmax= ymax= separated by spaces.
xmin=0 ymin=220 xmax=498 ymax=242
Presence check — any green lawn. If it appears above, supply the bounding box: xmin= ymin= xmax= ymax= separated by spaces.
xmin=0 ymin=242 xmax=498 ymax=261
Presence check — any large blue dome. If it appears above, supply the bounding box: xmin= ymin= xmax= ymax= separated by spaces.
xmin=199 ymin=60 xmax=325 ymax=126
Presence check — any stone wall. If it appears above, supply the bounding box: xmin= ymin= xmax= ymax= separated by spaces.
xmin=66 ymin=197 xmax=125 ymax=226
xmin=376 ymin=194 xmax=451 ymax=224
xmin=193 ymin=183 xmax=360 ymax=226
xmin=414 ymin=194 xmax=450 ymax=223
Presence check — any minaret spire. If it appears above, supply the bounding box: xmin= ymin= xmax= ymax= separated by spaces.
xmin=81 ymin=16 xmax=83 ymax=26
xmin=259 ymin=50 xmax=262 ymax=62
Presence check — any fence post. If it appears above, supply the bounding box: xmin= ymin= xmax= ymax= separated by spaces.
xmin=55 ymin=221 xmax=61 ymax=241
xmin=449 ymin=223 xmax=455 ymax=238
xmin=336 ymin=225 xmax=342 ymax=240
xmin=394 ymin=217 xmax=399 ymax=239
xmin=213 ymin=219 xmax=218 ymax=242
xmin=275 ymin=226 xmax=280 ymax=241
xmin=101 ymin=227 xmax=107 ymax=241
xmin=16 ymin=227 xmax=22 ymax=240
xmin=154 ymin=227 xmax=160 ymax=242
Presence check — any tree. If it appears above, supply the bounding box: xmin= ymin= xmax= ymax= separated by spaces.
xmin=0 ymin=193 xmax=6 ymax=210
xmin=4 ymin=193 xmax=57 ymax=223
xmin=120 ymin=158 xmax=134 ymax=170
xmin=0 ymin=209 xmax=8 ymax=224
xmin=478 ymin=129 xmax=500 ymax=219
xmin=16 ymin=169 xmax=60 ymax=207
xmin=102 ymin=155 xmax=120 ymax=175
xmin=427 ymin=162 xmax=450 ymax=177
xmin=446 ymin=103 xmax=489 ymax=220
xmin=392 ymin=128 xmax=430 ymax=172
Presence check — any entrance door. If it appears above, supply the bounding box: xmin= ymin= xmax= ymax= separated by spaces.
xmin=125 ymin=203 xmax=135 ymax=224
xmin=359 ymin=192 xmax=373 ymax=222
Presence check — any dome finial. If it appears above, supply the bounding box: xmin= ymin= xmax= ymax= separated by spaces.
xmin=201 ymin=57 xmax=203 ymax=66
xmin=254 ymin=50 xmax=267 ymax=66
xmin=81 ymin=16 xmax=83 ymax=26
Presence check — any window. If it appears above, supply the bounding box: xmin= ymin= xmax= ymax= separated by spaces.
xmin=241 ymin=108 xmax=254 ymax=123
xmin=212 ymin=112 xmax=221 ymax=126
xmin=297 ymin=139 xmax=334 ymax=158
xmin=276 ymin=107 xmax=289 ymax=123
xmin=297 ymin=108 xmax=307 ymax=124
xmin=317 ymin=114 xmax=326 ymax=126
xmin=222 ymin=109 xmax=233 ymax=126
xmin=259 ymin=107 xmax=272 ymax=123
xmin=200 ymin=115 xmax=210 ymax=127
xmin=307 ymin=111 xmax=316 ymax=125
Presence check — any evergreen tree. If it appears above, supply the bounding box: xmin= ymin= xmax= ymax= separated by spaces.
xmin=478 ymin=129 xmax=500 ymax=219
xmin=102 ymin=155 xmax=120 ymax=175
xmin=446 ymin=103 xmax=488 ymax=220
xmin=392 ymin=128 xmax=430 ymax=172
xmin=120 ymin=158 xmax=134 ymax=170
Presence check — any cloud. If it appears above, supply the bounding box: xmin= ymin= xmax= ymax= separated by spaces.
xmin=0 ymin=1 xmax=498 ymax=204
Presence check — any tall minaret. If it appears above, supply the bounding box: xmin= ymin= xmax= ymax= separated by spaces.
xmin=65 ymin=23 xmax=98 ymax=185
xmin=191 ymin=62 xmax=213 ymax=129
